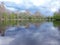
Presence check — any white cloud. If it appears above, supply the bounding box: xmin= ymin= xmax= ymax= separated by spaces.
xmin=0 ymin=37 xmax=15 ymax=45
xmin=50 ymin=1 xmax=60 ymax=9
xmin=30 ymin=0 xmax=45 ymax=6
xmin=5 ymin=6 xmax=17 ymax=11
xmin=51 ymin=8 xmax=57 ymax=12
xmin=0 ymin=0 xmax=45 ymax=5
xmin=0 ymin=0 xmax=22 ymax=4
xmin=0 ymin=0 xmax=60 ymax=13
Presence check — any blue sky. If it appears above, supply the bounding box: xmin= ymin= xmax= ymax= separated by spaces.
xmin=0 ymin=0 xmax=60 ymax=16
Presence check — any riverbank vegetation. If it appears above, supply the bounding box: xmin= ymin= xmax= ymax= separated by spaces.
xmin=0 ymin=10 xmax=60 ymax=26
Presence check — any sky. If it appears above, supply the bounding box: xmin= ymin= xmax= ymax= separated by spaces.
xmin=0 ymin=0 xmax=60 ymax=16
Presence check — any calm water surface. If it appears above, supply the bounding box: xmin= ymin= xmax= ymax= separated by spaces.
xmin=0 ymin=21 xmax=60 ymax=45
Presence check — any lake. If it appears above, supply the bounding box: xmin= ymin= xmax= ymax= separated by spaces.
xmin=0 ymin=21 xmax=60 ymax=45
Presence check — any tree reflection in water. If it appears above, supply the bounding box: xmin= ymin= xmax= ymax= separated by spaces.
xmin=0 ymin=26 xmax=6 ymax=36
xmin=0 ymin=21 xmax=60 ymax=45
xmin=8 ymin=22 xmax=60 ymax=45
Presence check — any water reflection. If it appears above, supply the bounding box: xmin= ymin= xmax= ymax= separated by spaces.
xmin=0 ymin=21 xmax=60 ymax=45
xmin=53 ymin=21 xmax=60 ymax=31
xmin=0 ymin=26 xmax=6 ymax=36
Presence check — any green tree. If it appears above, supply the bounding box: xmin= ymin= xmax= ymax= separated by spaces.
xmin=53 ymin=12 xmax=60 ymax=19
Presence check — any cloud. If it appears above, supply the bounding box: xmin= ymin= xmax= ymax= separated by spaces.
xmin=0 ymin=0 xmax=60 ymax=16
xmin=0 ymin=37 xmax=15 ymax=45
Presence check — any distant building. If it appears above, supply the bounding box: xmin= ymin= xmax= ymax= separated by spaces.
xmin=33 ymin=11 xmax=43 ymax=17
xmin=25 ymin=9 xmax=31 ymax=15
xmin=0 ymin=2 xmax=6 ymax=13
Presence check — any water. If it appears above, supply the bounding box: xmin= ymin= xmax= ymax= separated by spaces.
xmin=0 ymin=21 xmax=60 ymax=45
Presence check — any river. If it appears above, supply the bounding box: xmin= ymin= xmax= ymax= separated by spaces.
xmin=0 ymin=21 xmax=60 ymax=45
